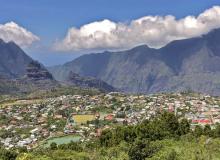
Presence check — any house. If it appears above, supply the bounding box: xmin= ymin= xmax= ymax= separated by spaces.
xmin=104 ymin=114 xmax=114 ymax=121
xmin=192 ymin=119 xmax=212 ymax=125
xmin=54 ymin=115 xmax=63 ymax=119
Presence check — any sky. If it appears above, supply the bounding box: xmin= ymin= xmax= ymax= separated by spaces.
xmin=0 ymin=0 xmax=220 ymax=66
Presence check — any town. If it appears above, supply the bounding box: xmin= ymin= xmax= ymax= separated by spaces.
xmin=1 ymin=92 xmax=220 ymax=150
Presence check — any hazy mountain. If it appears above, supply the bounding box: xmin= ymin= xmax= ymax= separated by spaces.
xmin=49 ymin=28 xmax=220 ymax=95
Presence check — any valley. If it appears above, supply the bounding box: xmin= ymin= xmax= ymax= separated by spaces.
xmin=1 ymin=3 xmax=220 ymax=159
xmin=1 ymin=91 xmax=220 ymax=150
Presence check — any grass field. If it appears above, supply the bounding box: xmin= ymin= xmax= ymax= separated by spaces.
xmin=0 ymin=99 xmax=43 ymax=108
xmin=73 ymin=114 xmax=95 ymax=124
xmin=43 ymin=135 xmax=81 ymax=148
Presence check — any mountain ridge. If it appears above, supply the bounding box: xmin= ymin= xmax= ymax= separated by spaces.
xmin=49 ymin=28 xmax=220 ymax=95
xmin=0 ymin=39 xmax=116 ymax=94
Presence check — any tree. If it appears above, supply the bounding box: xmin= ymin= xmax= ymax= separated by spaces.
xmin=204 ymin=124 xmax=213 ymax=137
xmin=58 ymin=141 xmax=83 ymax=151
xmin=214 ymin=124 xmax=220 ymax=138
xmin=178 ymin=118 xmax=190 ymax=135
xmin=16 ymin=153 xmax=33 ymax=160
xmin=50 ymin=142 xmax=57 ymax=150
xmin=159 ymin=112 xmax=179 ymax=136
xmin=99 ymin=129 xmax=114 ymax=147
xmin=128 ymin=139 xmax=161 ymax=160
xmin=194 ymin=125 xmax=203 ymax=137
xmin=0 ymin=147 xmax=17 ymax=160
xmin=17 ymin=147 xmax=28 ymax=153
xmin=166 ymin=149 xmax=177 ymax=160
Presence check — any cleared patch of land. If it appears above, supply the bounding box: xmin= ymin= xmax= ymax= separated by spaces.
xmin=0 ymin=99 xmax=43 ymax=107
xmin=73 ymin=114 xmax=95 ymax=124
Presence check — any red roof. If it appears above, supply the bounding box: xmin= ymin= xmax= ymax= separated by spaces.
xmin=105 ymin=114 xmax=114 ymax=121
xmin=192 ymin=119 xmax=211 ymax=124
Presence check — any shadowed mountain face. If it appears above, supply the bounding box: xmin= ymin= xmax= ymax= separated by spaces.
xmin=24 ymin=61 xmax=53 ymax=81
xmin=66 ymin=71 xmax=115 ymax=92
xmin=0 ymin=39 xmax=55 ymax=81
xmin=0 ymin=39 xmax=58 ymax=94
xmin=49 ymin=28 xmax=220 ymax=95
xmin=0 ymin=39 xmax=33 ymax=78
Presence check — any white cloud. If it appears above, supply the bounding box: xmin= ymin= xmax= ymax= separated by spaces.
xmin=54 ymin=6 xmax=220 ymax=52
xmin=0 ymin=22 xmax=39 ymax=47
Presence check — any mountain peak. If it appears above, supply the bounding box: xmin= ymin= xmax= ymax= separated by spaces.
xmin=0 ymin=39 xmax=5 ymax=44
xmin=130 ymin=44 xmax=151 ymax=51
xmin=0 ymin=39 xmax=18 ymax=46
xmin=203 ymin=27 xmax=220 ymax=56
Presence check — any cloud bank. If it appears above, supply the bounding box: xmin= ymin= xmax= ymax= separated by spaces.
xmin=0 ymin=22 xmax=39 ymax=47
xmin=54 ymin=6 xmax=220 ymax=52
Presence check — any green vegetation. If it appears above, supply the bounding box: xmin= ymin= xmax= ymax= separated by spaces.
xmin=3 ymin=112 xmax=220 ymax=160
xmin=0 ymin=86 xmax=101 ymax=107
xmin=27 ymin=86 xmax=101 ymax=99
xmin=42 ymin=136 xmax=81 ymax=148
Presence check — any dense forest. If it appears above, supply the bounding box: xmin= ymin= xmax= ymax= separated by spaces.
xmin=1 ymin=112 xmax=220 ymax=160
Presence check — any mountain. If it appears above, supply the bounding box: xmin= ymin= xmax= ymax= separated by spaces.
xmin=49 ymin=28 xmax=220 ymax=95
xmin=66 ymin=71 xmax=115 ymax=92
xmin=16 ymin=61 xmax=59 ymax=93
xmin=0 ymin=39 xmax=33 ymax=78
xmin=23 ymin=61 xmax=53 ymax=81
xmin=0 ymin=39 xmax=114 ymax=94
xmin=0 ymin=76 xmax=20 ymax=94
xmin=0 ymin=39 xmax=58 ymax=94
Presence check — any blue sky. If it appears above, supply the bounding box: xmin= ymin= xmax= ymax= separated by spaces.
xmin=0 ymin=0 xmax=220 ymax=66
